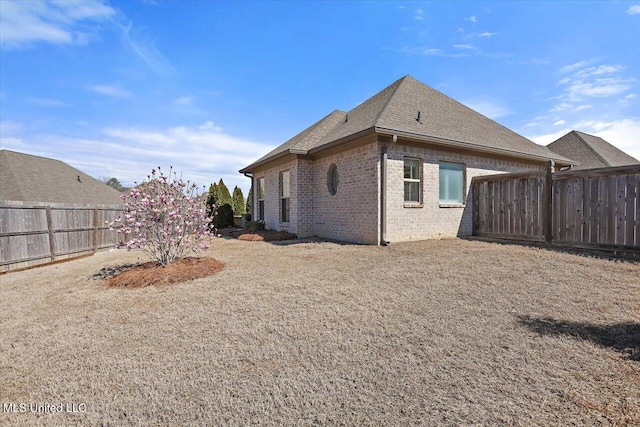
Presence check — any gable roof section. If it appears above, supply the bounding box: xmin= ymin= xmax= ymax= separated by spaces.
xmin=547 ymin=130 xmax=639 ymax=169
xmin=0 ymin=149 xmax=124 ymax=205
xmin=241 ymin=75 xmax=572 ymax=173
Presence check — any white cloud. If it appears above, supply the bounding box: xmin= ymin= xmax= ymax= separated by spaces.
xmin=86 ymin=84 xmax=130 ymax=98
xmin=173 ymin=96 xmax=193 ymax=106
xmin=0 ymin=121 xmax=274 ymax=194
xmin=463 ymin=98 xmax=512 ymax=119
xmin=466 ymin=16 xmax=478 ymax=23
xmin=555 ymin=61 xmax=635 ymax=103
xmin=625 ymin=94 xmax=637 ymax=100
xmin=422 ymin=48 xmax=442 ymax=55
xmin=529 ymin=119 xmax=640 ymax=160
xmin=478 ymin=32 xmax=497 ymax=37
xmin=199 ymin=121 xmax=222 ymax=132
xmin=523 ymin=122 xmax=539 ymax=128
xmin=578 ymin=119 xmax=640 ymax=159
xmin=25 ymin=97 xmax=69 ymax=107
xmin=576 ymin=64 xmax=624 ymax=77
xmin=120 ymin=22 xmax=176 ymax=77
xmin=529 ymin=129 xmax=572 ymax=146
xmin=553 ymin=120 xmax=565 ymax=126
xmin=0 ymin=0 xmax=116 ymax=49
xmin=550 ymin=102 xmax=572 ymax=112
xmin=0 ymin=120 xmax=23 ymax=136
xmin=565 ymin=78 xmax=633 ymax=98
xmin=399 ymin=46 xmax=442 ymax=56
xmin=414 ymin=8 xmax=424 ymax=20
xmin=574 ymin=105 xmax=592 ymax=111
xmin=453 ymin=44 xmax=475 ymax=50
xmin=559 ymin=61 xmax=590 ymax=74
xmin=629 ymin=4 xmax=640 ymax=14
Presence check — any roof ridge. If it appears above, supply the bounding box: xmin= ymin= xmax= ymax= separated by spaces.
xmin=373 ymin=75 xmax=411 ymax=125
xmin=570 ymin=130 xmax=611 ymax=167
xmin=0 ymin=149 xmax=68 ymax=165
xmin=287 ymin=109 xmax=345 ymax=152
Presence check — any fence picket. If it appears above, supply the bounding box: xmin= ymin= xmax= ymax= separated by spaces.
xmin=471 ymin=164 xmax=639 ymax=253
xmin=1 ymin=202 xmax=123 ymax=272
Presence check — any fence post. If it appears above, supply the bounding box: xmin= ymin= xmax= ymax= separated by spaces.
xmin=93 ymin=208 xmax=99 ymax=254
xmin=45 ymin=206 xmax=56 ymax=262
xmin=472 ymin=180 xmax=479 ymax=235
xmin=543 ymin=160 xmax=555 ymax=244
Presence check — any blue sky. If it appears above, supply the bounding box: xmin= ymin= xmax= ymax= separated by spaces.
xmin=1 ymin=0 xmax=639 ymax=195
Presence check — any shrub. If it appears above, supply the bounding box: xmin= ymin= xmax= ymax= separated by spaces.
xmin=232 ymin=186 xmax=246 ymax=215
xmin=245 ymin=220 xmax=265 ymax=231
xmin=213 ymin=203 xmax=234 ymax=229
xmin=109 ymin=167 xmax=212 ymax=266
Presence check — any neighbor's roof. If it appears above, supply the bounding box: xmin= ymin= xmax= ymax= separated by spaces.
xmin=0 ymin=149 xmax=123 ymax=205
xmin=547 ymin=130 xmax=639 ymax=170
xmin=241 ymin=75 xmax=572 ymax=172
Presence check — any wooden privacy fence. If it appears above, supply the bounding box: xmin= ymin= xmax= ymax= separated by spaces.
xmin=0 ymin=201 xmax=124 ymax=272
xmin=472 ymin=163 xmax=640 ymax=253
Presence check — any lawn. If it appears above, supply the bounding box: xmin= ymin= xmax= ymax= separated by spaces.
xmin=1 ymin=237 xmax=638 ymax=426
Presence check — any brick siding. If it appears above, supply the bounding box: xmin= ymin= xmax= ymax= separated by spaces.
xmin=252 ymin=139 xmax=544 ymax=244
xmin=385 ymin=143 xmax=544 ymax=241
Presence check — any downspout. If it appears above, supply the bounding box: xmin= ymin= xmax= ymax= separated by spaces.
xmin=243 ymin=172 xmax=254 ymax=220
xmin=380 ymin=134 xmax=397 ymax=245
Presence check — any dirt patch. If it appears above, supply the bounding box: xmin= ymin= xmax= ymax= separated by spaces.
xmin=220 ymin=227 xmax=297 ymax=242
xmin=104 ymin=257 xmax=224 ymax=288
xmin=237 ymin=230 xmax=297 ymax=241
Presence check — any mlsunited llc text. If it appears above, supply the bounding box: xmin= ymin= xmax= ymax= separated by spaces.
xmin=3 ymin=402 xmax=87 ymax=414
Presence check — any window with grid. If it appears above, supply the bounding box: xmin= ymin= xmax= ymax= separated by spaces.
xmin=257 ymin=177 xmax=265 ymax=221
xmin=280 ymin=171 xmax=290 ymax=222
xmin=403 ymin=157 xmax=421 ymax=203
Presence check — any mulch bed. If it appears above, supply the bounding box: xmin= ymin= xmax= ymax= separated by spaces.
xmin=219 ymin=227 xmax=297 ymax=242
xmin=103 ymin=257 xmax=224 ymax=288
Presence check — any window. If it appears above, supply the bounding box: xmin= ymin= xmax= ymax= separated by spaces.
xmin=403 ymin=158 xmax=421 ymax=203
xmin=439 ymin=162 xmax=465 ymax=204
xmin=280 ymin=171 xmax=290 ymax=222
xmin=327 ymin=164 xmax=339 ymax=196
xmin=257 ymin=178 xmax=265 ymax=221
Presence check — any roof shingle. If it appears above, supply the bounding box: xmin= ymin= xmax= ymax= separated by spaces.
xmin=0 ymin=150 xmax=124 ymax=205
xmin=241 ymin=75 xmax=572 ymax=172
xmin=547 ymin=130 xmax=639 ymax=169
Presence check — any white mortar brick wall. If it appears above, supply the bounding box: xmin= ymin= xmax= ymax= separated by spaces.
xmin=253 ymin=158 xmax=299 ymax=234
xmin=313 ymin=142 xmax=380 ymax=244
xmin=385 ymin=143 xmax=544 ymax=241
xmin=251 ymin=140 xmax=544 ymax=244
xmin=296 ymin=159 xmax=315 ymax=237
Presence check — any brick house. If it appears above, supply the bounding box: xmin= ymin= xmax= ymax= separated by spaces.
xmin=239 ymin=75 xmax=573 ymax=244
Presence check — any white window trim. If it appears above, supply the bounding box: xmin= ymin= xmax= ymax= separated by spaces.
xmin=280 ymin=170 xmax=290 ymax=223
xmin=257 ymin=177 xmax=265 ymax=220
xmin=403 ymin=157 xmax=423 ymax=207
xmin=438 ymin=161 xmax=466 ymax=208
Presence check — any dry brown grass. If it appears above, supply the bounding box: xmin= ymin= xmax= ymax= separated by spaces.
xmin=102 ymin=257 xmax=224 ymax=288
xmin=1 ymin=238 xmax=639 ymax=426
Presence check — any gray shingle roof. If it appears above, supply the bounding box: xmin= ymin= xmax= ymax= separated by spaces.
xmin=547 ymin=130 xmax=639 ymax=169
xmin=0 ymin=150 xmax=123 ymax=205
xmin=241 ymin=75 xmax=571 ymax=172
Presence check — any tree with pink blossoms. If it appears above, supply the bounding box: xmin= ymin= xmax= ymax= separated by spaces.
xmin=109 ymin=167 xmax=212 ymax=266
